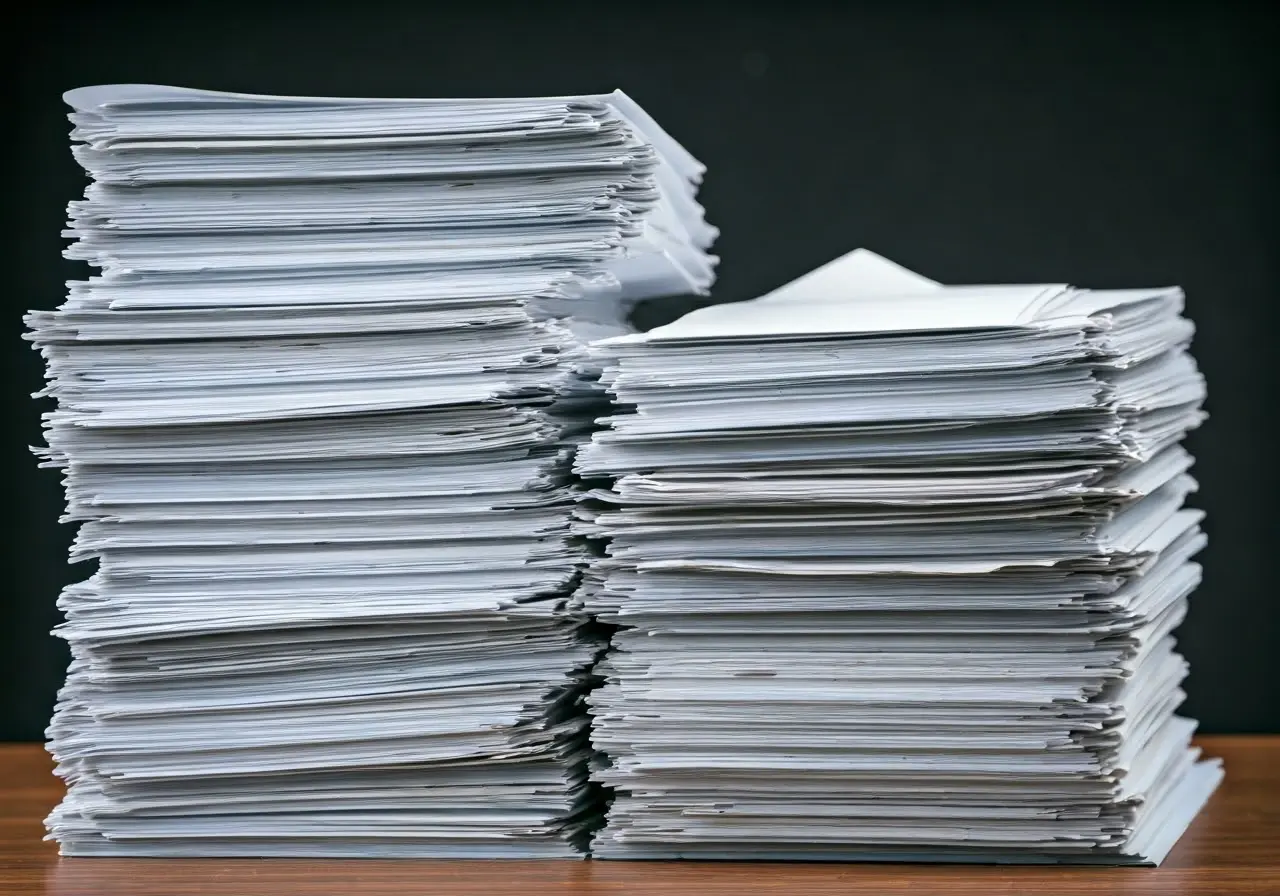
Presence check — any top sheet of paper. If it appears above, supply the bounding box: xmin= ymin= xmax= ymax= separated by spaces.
xmin=600 ymin=249 xmax=1182 ymax=343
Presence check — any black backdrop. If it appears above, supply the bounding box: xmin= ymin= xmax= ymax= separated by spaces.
xmin=7 ymin=2 xmax=1278 ymax=741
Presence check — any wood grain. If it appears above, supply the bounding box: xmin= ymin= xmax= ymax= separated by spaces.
xmin=1 ymin=737 xmax=1276 ymax=895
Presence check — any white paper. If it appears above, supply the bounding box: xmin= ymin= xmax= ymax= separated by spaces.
xmin=34 ymin=83 xmax=717 ymax=859
xmin=579 ymin=248 xmax=1218 ymax=865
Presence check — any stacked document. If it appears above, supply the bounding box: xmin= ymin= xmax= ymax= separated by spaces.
xmin=28 ymin=83 xmax=716 ymax=857
xmin=577 ymin=249 xmax=1221 ymax=864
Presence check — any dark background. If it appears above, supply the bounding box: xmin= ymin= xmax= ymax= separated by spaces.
xmin=7 ymin=2 xmax=1277 ymax=741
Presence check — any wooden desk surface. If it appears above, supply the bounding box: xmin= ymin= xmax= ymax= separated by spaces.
xmin=2 ymin=737 xmax=1276 ymax=896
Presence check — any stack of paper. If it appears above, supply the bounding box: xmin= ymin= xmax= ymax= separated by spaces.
xmin=576 ymin=249 xmax=1221 ymax=864
xmin=28 ymin=83 xmax=716 ymax=857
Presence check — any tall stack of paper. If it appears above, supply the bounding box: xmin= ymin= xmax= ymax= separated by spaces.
xmin=577 ymin=249 xmax=1221 ymax=864
xmin=28 ymin=83 xmax=716 ymax=857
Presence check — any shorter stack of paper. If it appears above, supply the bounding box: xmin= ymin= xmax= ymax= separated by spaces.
xmin=576 ymin=249 xmax=1221 ymax=864
xmin=30 ymin=84 xmax=715 ymax=857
